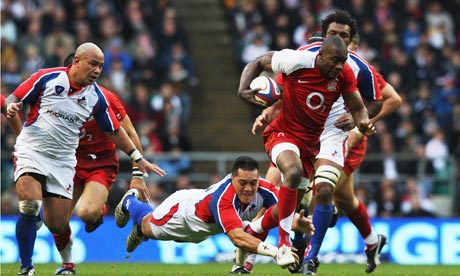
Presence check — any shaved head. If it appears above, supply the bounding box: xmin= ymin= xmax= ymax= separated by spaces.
xmin=321 ymin=36 xmax=348 ymax=56
xmin=75 ymin=42 xmax=104 ymax=59
xmin=317 ymin=36 xmax=349 ymax=78
xmin=69 ymin=42 xmax=105 ymax=86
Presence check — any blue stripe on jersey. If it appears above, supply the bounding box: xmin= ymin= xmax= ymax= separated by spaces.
xmin=92 ymin=83 xmax=117 ymax=132
xmin=258 ymin=185 xmax=278 ymax=208
xmin=348 ymin=53 xmax=377 ymax=102
xmin=305 ymin=45 xmax=321 ymax=52
xmin=22 ymin=72 xmax=61 ymax=104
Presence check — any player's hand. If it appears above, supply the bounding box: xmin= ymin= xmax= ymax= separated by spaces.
xmin=358 ymin=121 xmax=376 ymax=137
xmin=251 ymin=113 xmax=269 ymax=135
xmin=347 ymin=128 xmax=363 ymax=152
xmin=6 ymin=102 xmax=23 ymax=118
xmin=238 ymin=88 xmax=267 ymax=109
xmin=334 ymin=113 xmax=354 ymax=131
xmin=292 ymin=209 xmax=315 ymax=237
xmin=129 ymin=177 xmax=149 ymax=202
xmin=137 ymin=159 xmax=166 ymax=177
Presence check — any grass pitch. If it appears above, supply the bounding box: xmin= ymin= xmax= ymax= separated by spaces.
xmin=1 ymin=262 xmax=459 ymax=275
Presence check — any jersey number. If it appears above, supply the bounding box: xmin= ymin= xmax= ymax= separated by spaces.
xmin=79 ymin=128 xmax=93 ymax=141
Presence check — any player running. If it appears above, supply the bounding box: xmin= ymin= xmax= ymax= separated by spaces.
xmin=6 ymin=42 xmax=166 ymax=276
xmin=247 ymin=10 xmax=401 ymax=275
xmin=237 ymin=35 xmax=376 ymax=268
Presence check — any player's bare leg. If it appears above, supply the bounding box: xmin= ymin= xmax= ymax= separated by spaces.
xmin=78 ymin=181 xmax=109 ymax=232
xmin=333 ymin=173 xmax=386 ymax=273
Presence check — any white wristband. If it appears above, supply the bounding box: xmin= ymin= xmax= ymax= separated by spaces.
xmin=129 ymin=149 xmax=143 ymax=162
xmin=256 ymin=242 xmax=278 ymax=258
xmin=350 ymin=126 xmax=364 ymax=139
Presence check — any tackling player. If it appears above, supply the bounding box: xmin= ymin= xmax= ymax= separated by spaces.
xmin=115 ymin=156 xmax=313 ymax=271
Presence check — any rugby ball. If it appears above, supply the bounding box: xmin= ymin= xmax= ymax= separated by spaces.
xmin=250 ymin=76 xmax=281 ymax=107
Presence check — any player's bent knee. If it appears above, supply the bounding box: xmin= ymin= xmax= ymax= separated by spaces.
xmin=19 ymin=200 xmax=42 ymax=216
xmin=77 ymin=207 xmax=99 ymax=223
xmin=283 ymin=166 xmax=303 ymax=187
xmin=314 ymin=165 xmax=341 ymax=187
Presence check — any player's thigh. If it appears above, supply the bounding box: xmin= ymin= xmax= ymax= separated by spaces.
xmin=333 ymin=172 xmax=356 ymax=206
xmin=42 ymin=196 xmax=73 ymax=233
xmin=72 ymin=184 xmax=84 ymax=210
xmin=78 ymin=180 xmax=109 ymax=214
xmin=15 ymin=174 xmax=43 ymax=200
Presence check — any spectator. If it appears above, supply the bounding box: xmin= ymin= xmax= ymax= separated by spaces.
xmin=292 ymin=13 xmax=318 ymax=48
xmin=401 ymin=177 xmax=437 ymax=216
xmin=376 ymin=179 xmax=402 ymax=217
xmin=241 ymin=33 xmax=270 ymax=65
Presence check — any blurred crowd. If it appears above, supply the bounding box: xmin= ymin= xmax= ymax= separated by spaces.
xmin=223 ymin=0 xmax=460 ymax=217
xmin=1 ymin=0 xmax=197 ymax=214
xmin=1 ymin=0 xmax=459 ymax=217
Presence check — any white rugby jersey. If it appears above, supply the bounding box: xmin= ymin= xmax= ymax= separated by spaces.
xmin=12 ymin=67 xmax=119 ymax=162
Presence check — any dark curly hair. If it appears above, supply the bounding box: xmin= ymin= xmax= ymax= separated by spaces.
xmin=320 ymin=10 xmax=358 ymax=41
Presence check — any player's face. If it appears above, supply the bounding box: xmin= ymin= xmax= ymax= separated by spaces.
xmin=74 ymin=54 xmax=104 ymax=86
xmin=318 ymin=49 xmax=348 ymax=78
xmin=232 ymin=168 xmax=259 ymax=205
xmin=325 ymin=22 xmax=351 ymax=46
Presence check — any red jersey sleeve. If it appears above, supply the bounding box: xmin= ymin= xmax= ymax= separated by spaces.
xmin=217 ymin=192 xmax=244 ymax=233
xmin=375 ymin=70 xmax=387 ymax=90
xmin=100 ymin=86 xmax=127 ymax=121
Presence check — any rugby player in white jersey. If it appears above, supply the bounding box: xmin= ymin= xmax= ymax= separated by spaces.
xmin=6 ymin=42 xmax=166 ymax=276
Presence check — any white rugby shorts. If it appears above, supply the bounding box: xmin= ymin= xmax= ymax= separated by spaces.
xmin=316 ymin=128 xmax=348 ymax=167
xmin=14 ymin=148 xmax=76 ymax=199
xmin=149 ymin=189 xmax=221 ymax=243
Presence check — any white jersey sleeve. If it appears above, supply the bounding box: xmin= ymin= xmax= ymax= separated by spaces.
xmin=271 ymin=49 xmax=316 ymax=75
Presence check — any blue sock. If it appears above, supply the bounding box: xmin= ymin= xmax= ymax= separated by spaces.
xmin=304 ymin=204 xmax=333 ymax=262
xmin=123 ymin=196 xmax=153 ymax=225
xmin=16 ymin=213 xmax=37 ymax=268
xmin=37 ymin=208 xmax=43 ymax=224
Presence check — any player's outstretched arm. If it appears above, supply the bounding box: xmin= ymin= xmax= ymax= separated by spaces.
xmin=227 ymin=228 xmax=277 ymax=257
xmin=106 ymin=127 xmax=166 ymax=177
xmin=120 ymin=114 xmax=151 ymax=201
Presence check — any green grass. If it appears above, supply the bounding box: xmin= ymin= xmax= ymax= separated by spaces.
xmin=2 ymin=263 xmax=459 ymax=276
